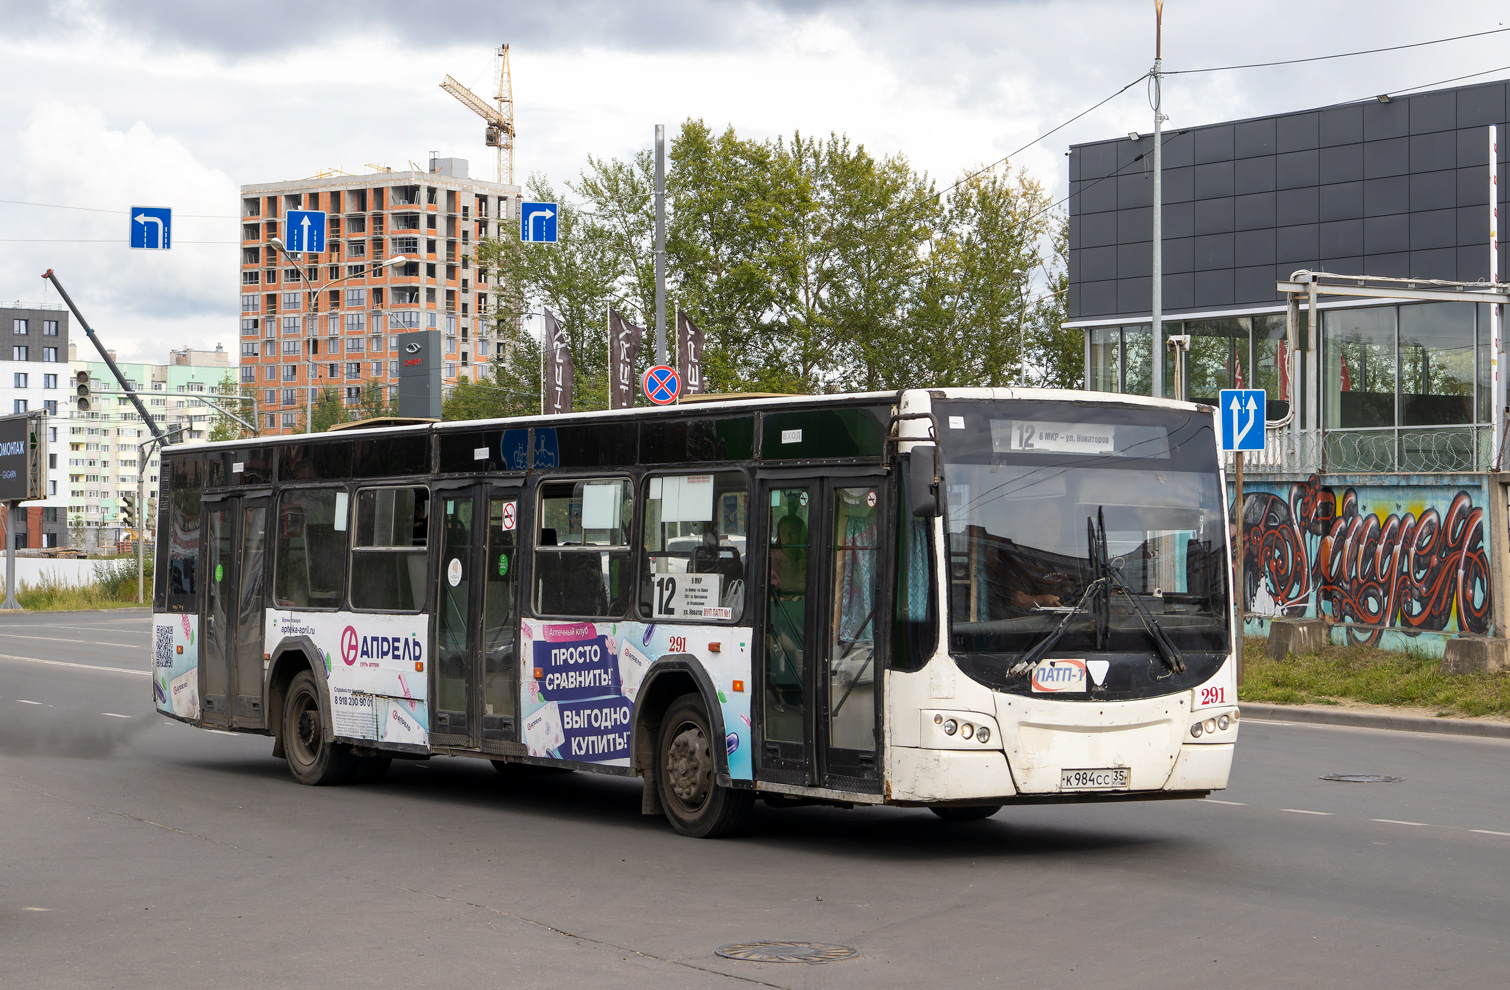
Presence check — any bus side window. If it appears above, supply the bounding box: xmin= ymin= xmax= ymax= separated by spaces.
xmin=892 ymin=455 xmax=937 ymax=670
xmin=274 ymin=488 xmax=349 ymax=609
xmin=640 ymin=472 xmax=747 ymax=623
xmin=534 ymin=479 xmax=632 ymax=618
xmin=350 ymin=486 xmax=429 ymax=612
xmin=167 ymin=454 xmax=202 ymax=607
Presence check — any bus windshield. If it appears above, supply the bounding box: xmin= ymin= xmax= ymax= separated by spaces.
xmin=936 ymin=400 xmax=1230 ymax=663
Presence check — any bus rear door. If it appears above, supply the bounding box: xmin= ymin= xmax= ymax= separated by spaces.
xmin=200 ymin=494 xmax=270 ymax=729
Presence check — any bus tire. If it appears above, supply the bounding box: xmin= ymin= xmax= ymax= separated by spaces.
xmin=657 ymin=694 xmax=752 ymax=838
xmin=929 ymin=804 xmax=1002 ymax=822
xmin=282 ymin=670 xmax=356 ymax=786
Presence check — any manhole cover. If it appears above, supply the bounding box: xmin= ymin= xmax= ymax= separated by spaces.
xmin=715 ymin=942 xmax=859 ymax=964
xmin=1320 ymin=773 xmax=1405 ymax=783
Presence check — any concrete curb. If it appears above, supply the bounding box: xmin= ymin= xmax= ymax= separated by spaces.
xmin=1241 ymin=702 xmax=1510 ymax=740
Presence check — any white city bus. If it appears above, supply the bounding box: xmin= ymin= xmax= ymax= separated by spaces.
xmin=150 ymin=389 xmax=1239 ymax=837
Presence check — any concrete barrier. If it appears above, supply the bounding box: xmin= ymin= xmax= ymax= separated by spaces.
xmin=0 ymin=557 xmax=119 ymax=592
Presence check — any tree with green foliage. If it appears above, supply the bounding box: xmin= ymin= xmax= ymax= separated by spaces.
xmin=477 ymin=120 xmax=1084 ymax=408
xmin=1024 ymin=216 xmax=1080 ymax=389
xmin=208 ymin=374 xmax=259 ymax=441
xmin=478 ymin=176 xmax=623 ymax=412
xmin=356 ymin=378 xmax=396 ymax=420
xmin=299 ymin=386 xmax=348 ymax=433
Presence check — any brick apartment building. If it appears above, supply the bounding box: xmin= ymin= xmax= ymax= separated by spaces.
xmin=239 ymin=159 xmax=521 ymax=435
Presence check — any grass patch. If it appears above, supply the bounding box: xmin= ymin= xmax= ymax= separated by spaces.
xmin=7 ymin=559 xmax=152 ymax=611
xmin=1239 ymin=637 xmax=1510 ymax=718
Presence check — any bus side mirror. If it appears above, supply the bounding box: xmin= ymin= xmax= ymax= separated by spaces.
xmin=908 ymin=444 xmax=940 ymax=518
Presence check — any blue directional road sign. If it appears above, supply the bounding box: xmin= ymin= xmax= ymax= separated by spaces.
xmin=520 ymin=202 xmax=558 ymax=243
xmin=129 ymin=206 xmax=172 ymax=250
xmin=285 ymin=210 xmax=327 ymax=253
xmin=642 ymin=365 xmax=682 ymax=406
xmin=1218 ymin=388 xmax=1266 ymax=451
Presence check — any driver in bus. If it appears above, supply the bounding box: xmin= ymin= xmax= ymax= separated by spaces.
xmin=996 ymin=498 xmax=1068 ymax=610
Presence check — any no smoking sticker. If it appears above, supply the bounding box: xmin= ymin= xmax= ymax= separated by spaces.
xmin=866 ymin=491 xmax=877 ymax=508
xmin=500 ymin=501 xmax=517 ymax=531
xmin=798 ymin=492 xmax=808 ymax=507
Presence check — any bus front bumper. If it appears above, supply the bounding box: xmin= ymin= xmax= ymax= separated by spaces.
xmin=886 ymin=694 xmax=1236 ymax=804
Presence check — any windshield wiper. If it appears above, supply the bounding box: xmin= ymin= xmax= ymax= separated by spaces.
xmin=1011 ymin=515 xmax=1110 ymax=674
xmin=1011 ymin=576 xmax=1106 ymax=674
xmin=1093 ymin=506 xmax=1185 ymax=675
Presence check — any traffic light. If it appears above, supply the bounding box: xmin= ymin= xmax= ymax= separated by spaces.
xmin=75 ymin=370 xmax=91 ymax=412
xmin=121 ymin=492 xmax=136 ymax=530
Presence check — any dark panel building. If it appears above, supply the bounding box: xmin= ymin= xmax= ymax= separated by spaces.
xmin=1067 ymin=79 xmax=1505 ymax=420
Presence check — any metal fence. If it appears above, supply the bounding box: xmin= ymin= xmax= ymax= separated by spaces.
xmin=1223 ymin=426 xmax=1493 ymax=475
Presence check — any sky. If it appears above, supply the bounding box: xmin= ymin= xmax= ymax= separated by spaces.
xmin=2 ymin=0 xmax=1509 ymax=363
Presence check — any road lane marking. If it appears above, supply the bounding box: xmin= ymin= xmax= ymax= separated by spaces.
xmin=23 ymin=907 xmax=50 ymax=912
xmin=1205 ymin=799 xmax=1246 ymax=806
xmin=1470 ymin=829 xmax=1510 ymax=836
xmin=17 ymin=700 xmax=42 ymax=705
xmin=0 ymin=632 xmax=148 ymax=649
xmin=0 ymin=653 xmax=150 ymax=678
xmin=1372 ymin=819 xmax=1432 ymax=827
xmin=1282 ymin=808 xmax=1334 ymax=815
xmin=101 ymin=712 xmax=132 ymax=719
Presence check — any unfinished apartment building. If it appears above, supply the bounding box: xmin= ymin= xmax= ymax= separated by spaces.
xmin=239 ymin=159 xmax=522 ymax=434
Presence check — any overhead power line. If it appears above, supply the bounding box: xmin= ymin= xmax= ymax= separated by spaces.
xmin=944 ymin=72 xmax=1150 ymax=196
xmin=0 ymin=239 xmax=237 ymax=244
xmin=0 ymin=198 xmax=237 ymax=219
xmin=1165 ymin=24 xmax=1510 ymax=75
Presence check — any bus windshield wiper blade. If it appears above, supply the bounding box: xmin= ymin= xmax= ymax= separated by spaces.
xmin=1106 ymin=566 xmax=1185 ymax=673
xmin=1013 ymin=576 xmax=1106 ymax=673
xmin=1094 ymin=506 xmax=1185 ymax=675
xmin=1012 ymin=513 xmax=1109 ymax=673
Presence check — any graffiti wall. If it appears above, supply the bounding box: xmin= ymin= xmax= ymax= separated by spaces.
xmin=1236 ymin=475 xmax=1492 ymax=650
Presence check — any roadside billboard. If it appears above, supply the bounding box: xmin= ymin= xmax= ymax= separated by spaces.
xmin=0 ymin=412 xmax=46 ymax=502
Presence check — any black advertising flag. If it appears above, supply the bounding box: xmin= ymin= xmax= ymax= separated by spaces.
xmin=677 ymin=310 xmax=705 ymax=396
xmin=608 ymin=308 xmax=644 ymax=410
xmin=543 ymin=308 xmax=573 ymax=415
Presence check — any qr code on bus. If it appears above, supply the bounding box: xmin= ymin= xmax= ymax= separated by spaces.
xmin=154 ymin=624 xmax=174 ymax=671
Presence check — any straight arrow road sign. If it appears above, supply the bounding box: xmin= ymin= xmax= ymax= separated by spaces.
xmin=285 ymin=210 xmax=327 ymax=253
xmin=129 ymin=207 xmax=172 ymax=250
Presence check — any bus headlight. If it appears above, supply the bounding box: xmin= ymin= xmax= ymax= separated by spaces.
xmin=1217 ymin=714 xmax=1230 ymax=731
xmin=1190 ymin=722 xmax=1204 ymax=738
xmin=960 ymin=723 xmax=974 ymax=740
xmin=976 ymin=726 xmax=990 ymax=744
xmin=942 ymin=719 xmax=958 ymax=736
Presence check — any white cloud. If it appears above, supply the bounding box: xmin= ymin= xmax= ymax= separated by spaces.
xmin=4 ymin=103 xmax=239 ymax=364
xmin=3 ymin=0 xmax=1510 ymax=368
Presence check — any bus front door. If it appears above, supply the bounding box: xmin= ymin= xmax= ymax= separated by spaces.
xmin=201 ymin=495 xmax=270 ymax=730
xmin=758 ymin=478 xmax=883 ymax=792
xmin=432 ymin=485 xmax=521 ymax=751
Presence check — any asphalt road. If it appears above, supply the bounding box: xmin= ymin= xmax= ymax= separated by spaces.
xmin=2 ymin=609 xmax=1507 ymax=989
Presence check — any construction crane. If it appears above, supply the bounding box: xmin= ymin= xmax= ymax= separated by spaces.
xmin=439 ymin=44 xmax=516 ymax=184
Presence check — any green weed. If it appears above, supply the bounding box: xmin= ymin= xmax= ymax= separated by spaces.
xmin=1240 ymin=637 xmax=1510 ymax=718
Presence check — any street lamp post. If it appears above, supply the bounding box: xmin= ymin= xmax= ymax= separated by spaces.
xmin=268 ymin=237 xmax=408 ymax=434
xmin=1013 ymin=267 xmax=1030 ymax=386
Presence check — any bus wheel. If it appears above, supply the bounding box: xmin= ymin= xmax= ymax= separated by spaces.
xmin=929 ymin=804 xmax=1002 ymax=822
xmin=657 ymin=694 xmax=753 ymax=838
xmin=282 ymin=670 xmax=356 ymax=786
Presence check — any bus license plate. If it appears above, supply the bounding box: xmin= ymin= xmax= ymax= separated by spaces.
xmin=1060 ymin=767 xmax=1129 ymax=790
